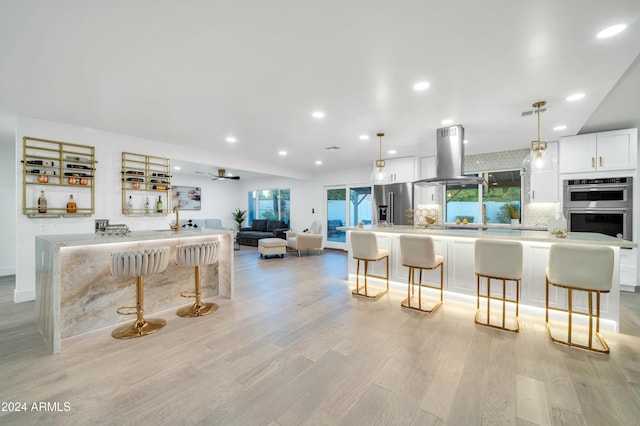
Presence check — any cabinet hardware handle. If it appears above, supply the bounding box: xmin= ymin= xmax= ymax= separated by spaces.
xmin=591 ymin=157 xmax=595 ymax=168
xmin=431 ymin=194 xmax=434 ymax=202
xmin=599 ymin=156 xmax=603 ymax=167
xmin=532 ymin=190 xmax=535 ymax=200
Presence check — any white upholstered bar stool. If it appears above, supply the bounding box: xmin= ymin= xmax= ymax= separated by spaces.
xmin=110 ymin=247 xmax=170 ymax=339
xmin=351 ymin=232 xmax=389 ymax=300
xmin=474 ymin=239 xmax=523 ymax=332
xmin=176 ymin=241 xmax=220 ymax=317
xmin=399 ymin=235 xmax=444 ymax=313
xmin=546 ymin=244 xmax=614 ymax=353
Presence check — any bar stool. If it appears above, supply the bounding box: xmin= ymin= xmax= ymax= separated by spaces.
xmin=399 ymin=235 xmax=444 ymax=313
xmin=110 ymin=247 xmax=170 ymax=339
xmin=474 ymin=239 xmax=523 ymax=332
xmin=546 ymin=244 xmax=613 ymax=353
xmin=350 ymin=232 xmax=389 ymax=300
xmin=176 ymin=241 xmax=220 ymax=317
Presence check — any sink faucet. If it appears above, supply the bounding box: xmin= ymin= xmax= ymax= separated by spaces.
xmin=170 ymin=206 xmax=180 ymax=231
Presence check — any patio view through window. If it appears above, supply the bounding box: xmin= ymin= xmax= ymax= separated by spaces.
xmin=446 ymin=170 xmax=521 ymax=224
xmin=247 ymin=189 xmax=290 ymax=225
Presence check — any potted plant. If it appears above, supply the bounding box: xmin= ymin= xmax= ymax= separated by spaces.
xmin=231 ymin=208 xmax=247 ymax=232
xmin=505 ymin=202 xmax=520 ymax=226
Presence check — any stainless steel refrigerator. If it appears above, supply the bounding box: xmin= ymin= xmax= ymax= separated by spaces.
xmin=373 ymin=182 xmax=414 ymax=225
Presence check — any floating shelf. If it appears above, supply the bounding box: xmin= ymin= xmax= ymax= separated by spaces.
xmin=121 ymin=152 xmax=171 ymax=215
xmin=22 ymin=137 xmax=96 ymax=217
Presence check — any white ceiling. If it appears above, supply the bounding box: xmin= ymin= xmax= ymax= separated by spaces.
xmin=1 ymin=1 xmax=640 ymax=180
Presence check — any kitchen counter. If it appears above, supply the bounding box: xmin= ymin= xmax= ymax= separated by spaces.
xmin=342 ymin=226 xmax=633 ymax=332
xmin=344 ymin=224 xmax=636 ymax=248
xmin=36 ymin=229 xmax=234 ymax=354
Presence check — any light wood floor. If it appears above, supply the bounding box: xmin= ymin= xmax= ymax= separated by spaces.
xmin=1 ymin=248 xmax=640 ymax=425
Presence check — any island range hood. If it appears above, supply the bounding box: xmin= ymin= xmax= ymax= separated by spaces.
xmin=414 ymin=125 xmax=486 ymax=187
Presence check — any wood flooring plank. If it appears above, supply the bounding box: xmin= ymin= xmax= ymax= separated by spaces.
xmin=516 ymin=375 xmax=552 ymax=426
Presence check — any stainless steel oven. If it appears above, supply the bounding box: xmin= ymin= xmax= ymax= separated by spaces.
xmin=563 ymin=177 xmax=632 ymax=240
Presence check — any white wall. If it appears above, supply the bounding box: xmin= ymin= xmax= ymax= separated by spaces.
xmin=0 ymin=112 xmax=16 ymax=276
xmin=12 ymin=117 xmax=243 ymax=302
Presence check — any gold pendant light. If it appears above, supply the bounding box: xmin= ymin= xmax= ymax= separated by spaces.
xmin=371 ymin=132 xmax=387 ymax=183
xmin=527 ymin=101 xmax=547 ymax=169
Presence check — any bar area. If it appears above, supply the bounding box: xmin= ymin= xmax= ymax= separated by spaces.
xmin=35 ymin=230 xmax=234 ymax=354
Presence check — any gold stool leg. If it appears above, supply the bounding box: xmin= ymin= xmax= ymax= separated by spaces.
xmin=112 ymin=276 xmax=166 ymax=339
xmin=177 ymin=265 xmax=219 ymax=317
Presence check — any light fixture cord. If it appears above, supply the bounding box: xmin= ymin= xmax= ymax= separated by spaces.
xmin=379 ymin=135 xmax=383 ymax=160
xmin=537 ymin=105 xmax=541 ymax=142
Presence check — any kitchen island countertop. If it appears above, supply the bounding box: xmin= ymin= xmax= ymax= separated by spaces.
xmin=341 ymin=225 xmax=636 ymax=248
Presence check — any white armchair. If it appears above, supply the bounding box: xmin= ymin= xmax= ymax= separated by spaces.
xmin=286 ymin=221 xmax=323 ymax=256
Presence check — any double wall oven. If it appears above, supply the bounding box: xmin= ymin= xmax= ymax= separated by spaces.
xmin=563 ymin=177 xmax=632 ymax=240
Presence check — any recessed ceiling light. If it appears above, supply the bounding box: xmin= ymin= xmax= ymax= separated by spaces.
xmin=315 ymin=160 xmax=322 ymax=165
xmin=441 ymin=119 xmax=454 ymax=125
xmin=312 ymin=111 xmax=325 ymax=118
xmin=279 ymin=150 xmax=287 ymax=156
xmin=413 ymin=81 xmax=430 ymax=91
xmin=173 ymin=166 xmax=181 ymax=170
xmin=359 ymin=134 xmax=369 ymax=140
xmin=388 ymin=149 xmax=397 ymax=155
xmin=566 ymin=93 xmax=585 ymax=102
xmin=553 ymin=125 xmax=567 ymax=131
xmin=597 ymin=24 xmax=627 ymax=39
xmin=463 ymin=139 xmax=469 ymax=144
xmin=225 ymin=137 xmax=237 ymax=143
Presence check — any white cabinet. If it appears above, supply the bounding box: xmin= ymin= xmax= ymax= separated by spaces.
xmin=528 ymin=141 xmax=558 ymax=203
xmin=416 ymin=156 xmax=438 ymax=205
xmin=559 ymin=128 xmax=637 ymax=174
xmin=529 ymin=172 xmax=558 ymax=203
xmin=382 ymin=156 xmax=416 ymax=183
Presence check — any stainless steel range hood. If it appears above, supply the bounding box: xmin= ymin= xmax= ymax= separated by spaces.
xmin=414 ymin=125 xmax=486 ymax=187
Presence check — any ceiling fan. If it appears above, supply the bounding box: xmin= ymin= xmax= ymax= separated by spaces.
xmin=209 ymin=169 xmax=240 ymax=181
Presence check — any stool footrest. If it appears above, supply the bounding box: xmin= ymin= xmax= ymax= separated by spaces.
xmin=180 ymin=290 xmax=197 ymax=298
xmin=116 ymin=306 xmax=138 ymax=316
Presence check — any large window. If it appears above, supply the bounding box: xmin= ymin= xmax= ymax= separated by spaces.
xmin=446 ymin=170 xmax=521 ymax=224
xmin=247 ymin=188 xmax=290 ymax=225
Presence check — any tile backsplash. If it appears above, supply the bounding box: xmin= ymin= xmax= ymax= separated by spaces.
xmin=464 ymin=148 xmax=529 ymax=173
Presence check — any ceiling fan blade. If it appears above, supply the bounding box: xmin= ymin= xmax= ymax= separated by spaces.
xmin=228 ymin=176 xmax=240 ymax=180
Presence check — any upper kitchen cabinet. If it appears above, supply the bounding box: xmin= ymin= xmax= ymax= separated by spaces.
xmin=383 ymin=156 xmax=417 ymax=183
xmin=559 ymin=128 xmax=638 ymax=174
xmin=416 ymin=156 xmax=438 ymax=205
xmin=527 ymin=141 xmax=558 ymax=203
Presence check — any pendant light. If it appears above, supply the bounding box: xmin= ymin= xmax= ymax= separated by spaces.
xmin=370 ymin=132 xmax=387 ymax=183
xmin=523 ymin=101 xmax=548 ymax=170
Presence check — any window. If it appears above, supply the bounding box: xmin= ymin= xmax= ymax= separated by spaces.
xmin=483 ymin=171 xmax=521 ymax=224
xmin=446 ymin=170 xmax=521 ymax=224
xmin=247 ymin=188 xmax=290 ymax=225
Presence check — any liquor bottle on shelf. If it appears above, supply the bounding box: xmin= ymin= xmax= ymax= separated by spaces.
xmin=157 ymin=195 xmax=163 ymax=213
xmin=144 ymin=197 xmax=150 ymax=214
xmin=127 ymin=195 xmax=134 ymax=211
xmin=66 ymin=195 xmax=77 ymax=213
xmin=38 ymin=191 xmax=47 ymax=213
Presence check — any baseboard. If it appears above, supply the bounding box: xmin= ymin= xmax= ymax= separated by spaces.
xmin=620 ymin=284 xmax=639 ymax=293
xmin=14 ymin=287 xmax=35 ymax=303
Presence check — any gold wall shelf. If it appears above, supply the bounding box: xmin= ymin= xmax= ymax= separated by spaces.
xmin=22 ymin=137 xmax=96 ymax=217
xmin=121 ymin=152 xmax=172 ymax=215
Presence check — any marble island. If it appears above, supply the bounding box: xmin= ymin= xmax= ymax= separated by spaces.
xmin=36 ymin=229 xmax=234 ymax=354
xmin=343 ymin=225 xmax=637 ymax=332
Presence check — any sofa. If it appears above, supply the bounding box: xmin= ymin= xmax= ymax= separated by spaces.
xmin=237 ymin=219 xmax=289 ymax=246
